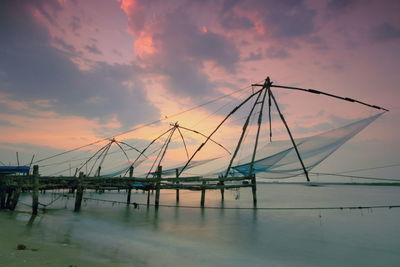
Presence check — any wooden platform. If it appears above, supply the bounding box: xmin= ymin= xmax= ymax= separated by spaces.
xmin=0 ymin=165 xmax=257 ymax=214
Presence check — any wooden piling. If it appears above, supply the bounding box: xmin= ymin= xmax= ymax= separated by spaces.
xmin=175 ymin=169 xmax=180 ymax=203
xmin=74 ymin=172 xmax=84 ymax=212
xmin=251 ymin=174 xmax=257 ymax=206
xmin=200 ymin=181 xmax=206 ymax=207
xmin=0 ymin=188 xmax=5 ymax=210
xmin=5 ymin=188 xmax=13 ymax=209
xmin=220 ymin=181 xmax=225 ymax=200
xmin=9 ymin=187 xmax=21 ymax=211
xmin=127 ymin=166 xmax=133 ymax=204
xmin=0 ymin=176 xmax=6 ymax=210
xmin=155 ymin=166 xmax=162 ymax=209
xmin=32 ymin=165 xmax=39 ymax=215
xmin=147 ymin=190 xmax=150 ymax=206
xmin=218 ymin=175 xmax=224 ymax=201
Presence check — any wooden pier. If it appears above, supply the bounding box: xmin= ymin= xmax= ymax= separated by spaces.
xmin=0 ymin=165 xmax=256 ymax=214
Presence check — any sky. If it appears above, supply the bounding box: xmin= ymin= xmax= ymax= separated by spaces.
xmin=0 ymin=0 xmax=399 ymax=179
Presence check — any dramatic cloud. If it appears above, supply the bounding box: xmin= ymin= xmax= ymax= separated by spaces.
xmin=0 ymin=0 xmax=158 ymax=130
xmin=122 ymin=1 xmax=241 ymax=97
xmin=219 ymin=0 xmax=317 ymax=38
xmin=0 ymin=0 xmax=399 ymax=176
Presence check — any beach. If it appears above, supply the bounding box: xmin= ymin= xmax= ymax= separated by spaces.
xmin=1 ymin=184 xmax=400 ymax=266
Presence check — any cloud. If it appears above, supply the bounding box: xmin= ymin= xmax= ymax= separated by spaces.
xmin=371 ymin=23 xmax=400 ymax=42
xmin=0 ymin=120 xmax=14 ymax=127
xmin=53 ymin=37 xmax=80 ymax=55
xmin=218 ymin=0 xmax=317 ymax=38
xmin=326 ymin=0 xmax=357 ymax=15
xmin=258 ymin=0 xmax=317 ymax=38
xmin=0 ymin=0 xmax=158 ymax=130
xmin=85 ymin=43 xmax=103 ymax=55
xmin=220 ymin=13 xmax=254 ymax=30
xmin=69 ymin=15 xmax=81 ymax=33
xmin=124 ymin=3 xmax=240 ymax=97
xmin=265 ymin=47 xmax=289 ymax=59
xmin=242 ymin=50 xmax=263 ymax=61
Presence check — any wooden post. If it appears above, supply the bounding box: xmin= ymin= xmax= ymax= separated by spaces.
xmin=251 ymin=174 xmax=257 ymax=206
xmin=127 ymin=166 xmax=133 ymax=204
xmin=74 ymin=172 xmax=84 ymax=212
xmin=0 ymin=187 xmax=5 ymax=210
xmin=219 ymin=176 xmax=225 ymax=201
xmin=32 ymin=165 xmax=39 ymax=215
xmin=175 ymin=169 xmax=180 ymax=203
xmin=200 ymin=180 xmax=206 ymax=207
xmin=155 ymin=166 xmax=162 ymax=209
xmin=146 ymin=189 xmax=150 ymax=206
xmin=5 ymin=187 xmax=13 ymax=209
xmin=0 ymin=176 xmax=6 ymax=210
xmin=9 ymin=187 xmax=21 ymax=211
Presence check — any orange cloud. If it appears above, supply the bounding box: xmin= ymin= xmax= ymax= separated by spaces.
xmin=134 ymin=31 xmax=156 ymax=57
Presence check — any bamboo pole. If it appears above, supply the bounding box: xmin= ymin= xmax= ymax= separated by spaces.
xmin=224 ymin=90 xmax=262 ymax=178
xmin=269 ymin=90 xmax=310 ymax=182
xmin=248 ymin=78 xmax=270 ymax=205
xmin=270 ymin=84 xmax=389 ymax=112
xmin=178 ymin=88 xmax=263 ymax=177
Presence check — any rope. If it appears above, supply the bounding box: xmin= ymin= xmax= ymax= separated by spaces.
xmin=82 ymin=197 xmax=400 ymax=211
xmin=309 ymin=172 xmax=400 ymax=182
xmin=336 ymin=163 xmax=400 ymax=174
xmin=18 ymin=194 xmax=66 ymax=208
xmin=32 ymin=84 xmax=253 ymax=165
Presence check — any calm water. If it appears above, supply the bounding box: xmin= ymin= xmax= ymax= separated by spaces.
xmin=1 ymin=184 xmax=400 ymax=266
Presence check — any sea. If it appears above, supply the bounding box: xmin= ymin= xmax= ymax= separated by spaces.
xmin=1 ymin=184 xmax=399 ymax=266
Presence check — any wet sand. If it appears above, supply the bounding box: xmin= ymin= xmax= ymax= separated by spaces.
xmin=0 ymin=212 xmax=115 ymax=267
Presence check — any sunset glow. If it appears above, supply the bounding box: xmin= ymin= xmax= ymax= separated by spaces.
xmin=0 ymin=0 xmax=399 ymax=177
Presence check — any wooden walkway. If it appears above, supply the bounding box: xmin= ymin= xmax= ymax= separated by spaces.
xmin=0 ymin=165 xmax=256 ymax=214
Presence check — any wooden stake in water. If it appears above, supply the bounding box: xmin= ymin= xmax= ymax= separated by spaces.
xmin=127 ymin=166 xmax=133 ymax=204
xmin=74 ymin=172 xmax=84 ymax=212
xmin=32 ymin=165 xmax=39 ymax=215
xmin=175 ymin=168 xmax=180 ymax=203
xmin=200 ymin=181 xmax=206 ymax=207
xmin=9 ymin=186 xmax=21 ymax=211
xmin=155 ymin=166 xmax=162 ymax=209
